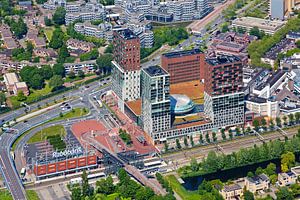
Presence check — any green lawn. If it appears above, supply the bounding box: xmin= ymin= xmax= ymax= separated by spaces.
xmin=27 ymin=125 xmax=66 ymax=144
xmin=10 ymin=83 xmax=53 ymax=108
xmin=44 ymin=27 xmax=55 ymax=42
xmin=26 ymin=190 xmax=40 ymax=200
xmin=51 ymin=108 xmax=89 ymax=121
xmin=165 ymin=175 xmax=202 ymax=200
xmin=0 ymin=189 xmax=13 ymax=200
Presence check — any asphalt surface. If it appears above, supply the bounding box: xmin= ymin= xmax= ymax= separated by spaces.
xmin=0 ymin=78 xmax=111 ymax=200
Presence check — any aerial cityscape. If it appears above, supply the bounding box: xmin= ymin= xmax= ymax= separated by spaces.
xmin=0 ymin=0 xmax=300 ymax=199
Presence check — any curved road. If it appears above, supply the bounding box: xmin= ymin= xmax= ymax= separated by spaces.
xmin=0 ymin=79 xmax=111 ymax=200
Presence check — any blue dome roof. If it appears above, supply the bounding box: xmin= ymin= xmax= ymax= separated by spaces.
xmin=170 ymin=94 xmax=194 ymax=115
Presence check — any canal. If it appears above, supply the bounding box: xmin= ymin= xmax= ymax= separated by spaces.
xmin=182 ymin=153 xmax=300 ymax=191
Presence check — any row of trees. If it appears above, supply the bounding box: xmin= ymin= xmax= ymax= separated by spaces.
xmin=180 ymin=131 xmax=300 ymax=177
xmin=4 ymin=17 xmax=28 ymax=39
xmin=253 ymin=113 xmax=300 ymax=130
xmin=71 ymin=169 xmax=176 ymax=200
xmin=19 ymin=64 xmax=65 ymax=90
xmin=140 ymin=27 xmax=189 ymax=59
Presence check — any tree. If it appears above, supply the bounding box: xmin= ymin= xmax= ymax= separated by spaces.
xmin=26 ymin=41 xmax=34 ymax=55
xmin=0 ymin=92 xmax=6 ymax=105
xmin=295 ymin=112 xmax=300 ymax=124
xmin=221 ymin=23 xmax=229 ymax=33
xmin=184 ymin=137 xmax=188 ymax=147
xmin=30 ymin=73 xmax=44 ymax=89
xmin=283 ymin=115 xmax=288 ymax=126
xmin=135 ymin=187 xmax=155 ymax=200
xmin=176 ymin=138 xmax=181 ymax=149
xmin=9 ymin=18 xmax=28 ymax=39
xmin=81 ymin=170 xmax=90 ymax=197
xmin=253 ymin=119 xmax=260 ymax=131
xmin=49 ymin=28 xmax=64 ymax=49
xmin=229 ymin=129 xmax=233 ymax=140
xmin=199 ymin=134 xmax=204 ymax=144
xmin=190 ymin=135 xmax=194 ymax=147
xmin=190 ymin=158 xmax=199 ymax=172
xmin=235 ymin=127 xmax=241 ymax=136
xmin=71 ymin=187 xmax=81 ymax=200
xmin=288 ymin=113 xmax=294 ymax=125
xmin=44 ymin=16 xmax=52 ymax=26
xmin=95 ymin=175 xmax=115 ymax=195
xmin=281 ymin=152 xmax=295 ymax=172
xmin=78 ymin=70 xmax=85 ymax=78
xmin=265 ymin=163 xmax=276 ymax=176
xmin=261 ymin=118 xmax=267 ymax=128
xmin=49 ymin=75 xmax=64 ymax=90
xmin=221 ymin=129 xmax=226 ymax=140
xmin=68 ymin=71 xmax=76 ymax=79
xmin=58 ymin=44 xmax=70 ymax=63
xmin=244 ymin=190 xmax=254 ymax=200
xmin=269 ymin=118 xmax=275 ymax=129
xmin=212 ymin=132 xmax=217 ymax=142
xmin=40 ymin=65 xmax=53 ymax=80
xmin=205 ymin=133 xmax=210 ymax=143
xmin=96 ymin=54 xmax=113 ymax=74
xmin=255 ymin=167 xmax=264 ymax=175
xmin=53 ymin=63 xmax=65 ymax=77
xmin=276 ymin=187 xmax=294 ymax=200
xmin=53 ymin=7 xmax=66 ymax=25
xmin=276 ymin=117 xmax=282 ymax=127
xmin=17 ymin=91 xmax=27 ymax=101
xmin=164 ymin=142 xmax=169 ymax=152
xmin=118 ymin=168 xmax=130 ymax=185
xmin=247 ymin=171 xmax=254 ymax=178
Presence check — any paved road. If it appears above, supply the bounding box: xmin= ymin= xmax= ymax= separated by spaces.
xmin=0 ymin=131 xmax=27 ymax=200
xmin=0 ymin=77 xmax=110 ymax=126
xmin=0 ymin=78 xmax=111 ymax=200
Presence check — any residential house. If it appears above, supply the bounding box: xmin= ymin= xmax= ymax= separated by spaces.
xmin=244 ymin=174 xmax=270 ymax=193
xmin=220 ymin=184 xmax=243 ymax=200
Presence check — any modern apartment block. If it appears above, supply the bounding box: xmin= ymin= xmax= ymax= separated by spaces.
xmin=112 ymin=29 xmax=141 ymax=110
xmin=161 ymin=49 xmax=205 ymax=84
xmin=141 ymin=65 xmax=171 ymax=136
xmin=65 ymin=2 xmax=106 ymax=25
xmin=204 ymin=55 xmax=244 ymax=127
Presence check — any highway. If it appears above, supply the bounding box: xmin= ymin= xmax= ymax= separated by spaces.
xmin=0 ymin=78 xmax=111 ymax=200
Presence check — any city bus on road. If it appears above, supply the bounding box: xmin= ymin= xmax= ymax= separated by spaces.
xmin=20 ymin=168 xmax=26 ymax=177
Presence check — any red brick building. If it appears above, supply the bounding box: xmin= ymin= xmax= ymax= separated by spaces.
xmin=113 ymin=29 xmax=140 ymax=71
xmin=161 ymin=49 xmax=205 ymax=84
xmin=204 ymin=55 xmax=243 ymax=96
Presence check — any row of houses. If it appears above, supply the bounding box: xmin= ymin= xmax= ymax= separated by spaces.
xmin=221 ymin=167 xmax=300 ymax=200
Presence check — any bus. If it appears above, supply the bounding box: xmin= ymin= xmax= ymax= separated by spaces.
xmin=97 ymin=100 xmax=103 ymax=108
xmin=69 ymin=172 xmax=106 ymax=186
xmin=20 ymin=168 xmax=26 ymax=177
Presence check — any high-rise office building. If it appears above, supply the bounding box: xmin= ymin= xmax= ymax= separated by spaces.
xmin=112 ymin=29 xmax=141 ymax=110
xmin=161 ymin=49 xmax=205 ymax=84
xmin=141 ymin=66 xmax=171 ymax=137
xmin=204 ymin=55 xmax=244 ymax=127
xmin=270 ymin=0 xmax=299 ymax=20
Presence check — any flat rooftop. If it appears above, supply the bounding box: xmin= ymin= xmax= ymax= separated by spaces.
xmin=233 ymin=17 xmax=286 ymax=32
xmin=162 ymin=48 xmax=203 ymax=59
xmin=170 ymin=80 xmax=204 ymax=102
xmin=126 ymin=99 xmax=142 ymax=116
xmin=115 ymin=28 xmax=137 ymax=40
xmin=143 ymin=65 xmax=168 ymax=77
xmin=205 ymin=55 xmax=240 ymax=66
xmin=4 ymin=73 xmax=19 ymax=85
